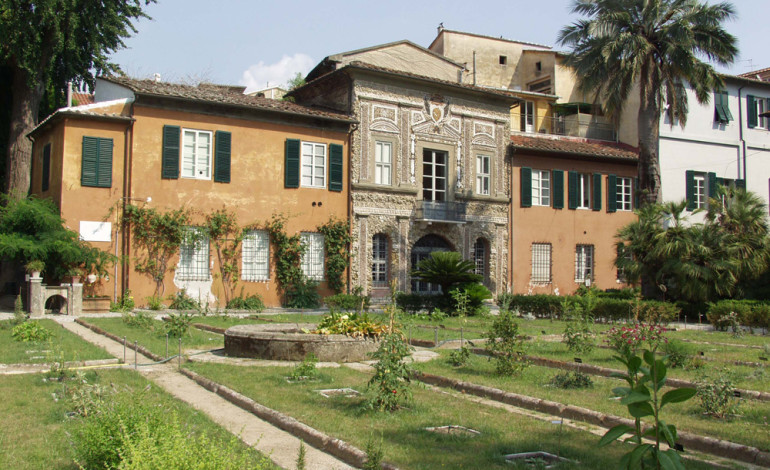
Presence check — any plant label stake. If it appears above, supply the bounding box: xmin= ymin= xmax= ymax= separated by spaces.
xmin=460 ymin=327 xmax=464 ymax=349
xmin=408 ymin=325 xmax=412 ymax=345
xmin=166 ymin=333 xmax=169 ymax=359
xmin=674 ymin=443 xmax=684 ymax=452
xmin=574 ymin=357 xmax=583 ymax=364
xmin=733 ymin=390 xmax=741 ymax=398
xmin=123 ymin=336 xmax=126 ymax=363
xmin=434 ymin=327 xmax=438 ymax=347
xmin=134 ymin=341 xmax=138 ymax=370
xmin=178 ymin=338 xmax=181 ymax=370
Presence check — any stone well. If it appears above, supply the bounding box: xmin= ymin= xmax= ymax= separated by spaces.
xmin=224 ymin=323 xmax=381 ymax=362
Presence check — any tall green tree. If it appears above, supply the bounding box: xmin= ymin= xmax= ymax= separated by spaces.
xmin=0 ymin=0 xmax=154 ymax=200
xmin=558 ymin=0 xmax=737 ymax=204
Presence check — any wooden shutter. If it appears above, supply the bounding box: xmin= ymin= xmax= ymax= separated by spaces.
xmin=284 ymin=139 xmax=300 ymax=188
xmin=736 ymin=179 xmax=746 ymax=190
xmin=214 ymin=131 xmax=231 ymax=183
xmin=162 ymin=125 xmax=180 ymax=179
xmin=97 ymin=138 xmax=113 ymax=187
xmin=520 ymin=167 xmax=532 ymax=207
xmin=81 ymin=136 xmax=98 ymax=186
xmin=607 ymin=174 xmax=617 ymax=213
xmin=722 ymin=92 xmax=733 ymax=121
xmin=592 ymin=173 xmax=602 ymax=211
xmin=685 ymin=170 xmax=695 ymax=211
xmin=42 ymin=144 xmax=50 ymax=192
xmin=552 ymin=169 xmax=564 ymax=209
xmin=634 ymin=177 xmax=640 ymax=209
xmin=748 ymin=95 xmax=757 ymax=128
xmin=328 ymin=143 xmax=343 ymax=192
xmin=568 ymin=171 xmax=578 ymax=209
xmin=708 ymin=172 xmax=717 ymax=198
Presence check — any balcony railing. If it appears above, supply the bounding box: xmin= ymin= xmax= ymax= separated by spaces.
xmin=513 ymin=114 xmax=617 ymax=142
xmin=414 ymin=200 xmax=466 ymax=223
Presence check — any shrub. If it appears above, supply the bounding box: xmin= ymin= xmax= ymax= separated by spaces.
xmin=592 ymin=298 xmax=633 ymax=322
xmin=697 ymin=374 xmax=739 ymax=418
xmin=549 ymin=371 xmax=594 ymax=389
xmin=145 ymin=296 xmax=164 ymax=311
xmin=634 ymin=300 xmax=679 ymax=324
xmin=323 ymin=293 xmax=370 ymax=312
xmin=11 ymin=320 xmax=52 ymax=343
xmin=363 ymin=436 xmax=384 ymax=470
xmin=110 ymin=290 xmax=135 ymax=313
xmin=365 ymin=333 xmax=413 ymax=412
xmin=284 ymin=277 xmax=320 ymax=309
xmin=706 ymin=300 xmax=753 ymax=331
xmin=288 ymin=353 xmax=319 ymax=381
xmin=598 ymin=287 xmax=639 ymax=299
xmin=314 ymin=311 xmax=389 ymax=339
xmin=226 ymin=294 xmax=265 ymax=312
xmin=121 ymin=311 xmax=154 ymax=330
xmin=495 ymin=294 xmax=563 ymax=318
xmin=485 ymin=309 xmax=528 ymax=376
xmin=12 ymin=293 xmax=28 ymax=326
xmin=604 ymin=323 xmax=668 ymax=356
xmin=396 ymin=293 xmax=442 ymax=314
xmin=748 ymin=304 xmax=770 ymax=329
xmin=452 ymin=283 xmax=492 ymax=315
xmin=447 ymin=346 xmax=470 ymax=367
xmin=168 ymin=290 xmax=199 ymax=311
xmin=163 ymin=312 xmax=192 ymax=338
xmin=663 ymin=339 xmax=694 ymax=369
xmin=561 ymin=294 xmax=596 ymax=354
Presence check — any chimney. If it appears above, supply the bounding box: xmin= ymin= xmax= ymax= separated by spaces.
xmin=154 ymin=73 xmax=161 ymax=83
xmin=67 ymin=81 xmax=73 ymax=107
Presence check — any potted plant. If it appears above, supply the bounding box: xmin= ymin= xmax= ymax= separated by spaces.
xmin=81 ymin=247 xmax=117 ymax=312
xmin=25 ymin=260 xmax=45 ymax=279
xmin=65 ymin=267 xmax=83 ymax=284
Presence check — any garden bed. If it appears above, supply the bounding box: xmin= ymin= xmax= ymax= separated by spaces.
xmin=0 ymin=319 xmax=111 ymax=364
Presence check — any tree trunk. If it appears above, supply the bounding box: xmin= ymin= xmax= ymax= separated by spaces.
xmin=637 ymin=94 xmax=662 ymax=206
xmin=6 ymin=66 xmax=46 ymax=200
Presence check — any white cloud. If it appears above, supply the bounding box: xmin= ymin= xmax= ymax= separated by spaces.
xmin=240 ymin=53 xmax=315 ymax=93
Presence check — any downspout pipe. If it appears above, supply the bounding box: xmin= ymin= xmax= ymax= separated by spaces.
xmin=738 ymin=84 xmax=746 ymax=180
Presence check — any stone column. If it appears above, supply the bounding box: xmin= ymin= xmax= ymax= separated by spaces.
xmin=70 ymin=282 xmax=83 ymax=316
xmin=29 ymin=277 xmax=44 ymax=317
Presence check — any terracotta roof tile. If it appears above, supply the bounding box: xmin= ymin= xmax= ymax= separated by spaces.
xmin=72 ymin=91 xmax=94 ymax=105
xmin=100 ymin=76 xmax=355 ymax=123
xmin=510 ymin=134 xmax=638 ymax=161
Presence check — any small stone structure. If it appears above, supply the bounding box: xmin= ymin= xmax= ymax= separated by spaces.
xmin=224 ymin=324 xmax=380 ymax=362
xmin=28 ymin=276 xmax=82 ymax=317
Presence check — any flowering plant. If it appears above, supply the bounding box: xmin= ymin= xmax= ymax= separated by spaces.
xmin=604 ymin=323 xmax=667 ymax=356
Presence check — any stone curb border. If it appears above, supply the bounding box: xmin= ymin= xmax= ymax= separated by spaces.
xmin=0 ymin=357 xmax=120 ymax=373
xmin=469 ymin=348 xmax=770 ymax=403
xmin=179 ymin=368 xmax=399 ymax=470
xmin=74 ymin=318 xmax=166 ymax=363
xmin=415 ymin=372 xmax=770 ymax=467
xmin=193 ymin=323 xmax=226 ymax=334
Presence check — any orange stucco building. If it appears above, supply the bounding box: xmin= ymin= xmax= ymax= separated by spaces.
xmin=510 ymin=135 xmax=638 ymax=294
xmin=29 ymin=77 xmax=354 ymax=307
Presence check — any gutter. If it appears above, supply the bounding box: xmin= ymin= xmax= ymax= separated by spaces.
xmin=737 ymin=84 xmax=747 ymax=180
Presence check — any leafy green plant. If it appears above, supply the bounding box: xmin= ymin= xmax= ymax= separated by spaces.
xmin=110 ymin=290 xmax=135 ymax=313
xmin=598 ymin=347 xmax=695 ymax=469
xmin=362 ymin=435 xmax=384 ymax=470
xmin=12 ymin=293 xmax=28 ymax=326
xmin=11 ymin=320 xmax=53 ymax=343
xmin=485 ymin=309 xmax=528 ymax=376
xmin=561 ymin=293 xmax=596 ymax=354
xmin=450 ymin=287 xmax=470 ymax=317
xmin=317 ymin=217 xmax=352 ymax=294
xmin=549 ymin=371 xmax=594 ymax=389
xmin=314 ymin=311 xmax=389 ymax=339
xmin=696 ymin=374 xmax=739 ymax=419
xmin=145 ymin=296 xmax=164 ymax=311
xmin=323 ymin=293 xmax=370 ymax=312
xmin=163 ymin=313 xmax=192 ymax=339
xmin=411 ymin=251 xmax=482 ymax=297
xmin=226 ymin=294 xmax=265 ymax=312
xmin=289 ymin=353 xmax=319 ymax=381
xmin=121 ymin=311 xmax=154 ymax=330
xmin=203 ymin=209 xmax=248 ymax=307
xmin=25 ymin=259 xmax=44 ymax=273
xmin=284 ymin=276 xmax=320 ymax=309
xmin=168 ymin=289 xmax=199 ymax=311
xmin=365 ymin=333 xmax=413 ymax=412
xmin=447 ymin=346 xmax=470 ymax=367
xmin=604 ymin=323 xmax=668 ymax=357
xmin=264 ymin=213 xmax=305 ymax=302
xmin=662 ymin=340 xmax=694 ymax=369
xmin=296 ymin=440 xmax=306 ymax=470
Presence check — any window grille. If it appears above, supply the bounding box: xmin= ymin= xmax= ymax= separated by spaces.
xmin=242 ymin=230 xmax=269 ymax=281
xmin=575 ymin=244 xmax=594 ymax=283
xmin=473 ymin=238 xmax=487 ymax=278
xmin=301 ymin=232 xmax=325 ymax=281
xmin=177 ymin=228 xmax=210 ymax=281
xmin=372 ymin=234 xmax=388 ymax=287
xmin=531 ymin=243 xmax=552 ymax=284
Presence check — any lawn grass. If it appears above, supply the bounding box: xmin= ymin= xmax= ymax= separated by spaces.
xmin=415 ymin=350 xmax=770 ymax=452
xmin=84 ymin=317 xmax=223 ymax=358
xmin=0 ymin=319 xmax=111 ymax=364
xmin=0 ymin=368 xmax=274 ymax=470
xmin=185 ymin=362 xmax=727 ymax=469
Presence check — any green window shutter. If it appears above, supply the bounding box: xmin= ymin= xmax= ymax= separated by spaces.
xmin=97 ymin=138 xmax=113 ymax=188
xmin=685 ymin=170 xmax=695 ymax=211
xmin=520 ymin=167 xmax=532 ymax=207
xmin=568 ymin=171 xmax=578 ymax=210
xmin=213 ymin=131 xmax=231 ymax=183
xmin=42 ymin=144 xmax=50 ymax=192
xmin=552 ymin=169 xmax=564 ymax=209
xmin=284 ymin=139 xmax=300 ymax=188
xmin=162 ymin=125 xmax=180 ymax=179
xmin=328 ymin=143 xmax=343 ymax=192
xmin=592 ymin=173 xmax=602 ymax=211
xmin=747 ymin=95 xmax=757 ymax=128
xmin=81 ymin=136 xmax=98 ymax=186
xmin=715 ymin=177 xmax=725 ymax=188
xmin=736 ymin=179 xmax=746 ymax=190
xmin=607 ymin=174 xmax=617 ymax=213
xmin=722 ymin=92 xmax=733 ymax=121
xmin=634 ymin=177 xmax=640 ymax=209
xmin=708 ymin=172 xmax=717 ymax=198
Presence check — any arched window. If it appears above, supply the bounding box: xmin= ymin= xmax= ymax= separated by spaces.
xmin=372 ymin=234 xmax=389 ymax=287
xmin=473 ymin=238 xmax=488 ymax=280
xmin=411 ymin=234 xmax=452 ymax=293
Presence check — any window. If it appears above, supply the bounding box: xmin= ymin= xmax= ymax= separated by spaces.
xmin=473 ymin=238 xmax=488 ymax=278
xmin=617 ymin=177 xmax=632 ymax=211
xmin=42 ymin=143 xmax=51 ymax=192
xmin=535 ymin=61 xmax=542 ymax=72
xmin=81 ymin=136 xmax=113 ymax=187
xmin=685 ymin=170 xmax=711 ymax=210
xmin=181 ymin=129 xmax=212 ymax=179
xmin=520 ymin=100 xmax=535 ymax=132
xmin=577 ymin=173 xmax=591 ymax=209
xmin=372 ymin=234 xmax=388 ymax=287
xmin=528 ymin=78 xmax=552 ymax=94
xmin=714 ymin=90 xmax=733 ymax=124
xmin=616 ymin=244 xmax=632 ymax=283
xmin=177 ymin=228 xmax=209 ymax=281
xmin=693 ymin=175 xmax=706 ymax=208
xmin=422 ymin=149 xmax=447 ymax=201
xmin=531 ymin=243 xmax=552 ymax=284
xmin=374 ymin=141 xmax=392 ymax=185
xmin=301 ymin=142 xmax=326 ymax=188
xmin=532 ymin=170 xmax=550 ymax=206
xmin=499 ymin=55 xmax=507 ymax=65
xmin=575 ymin=244 xmax=594 ymax=283
xmin=242 ymin=230 xmax=269 ymax=281
xmin=748 ymin=95 xmax=770 ymax=130
xmin=301 ymin=232 xmax=324 ymax=281
xmin=476 ymin=155 xmax=490 ymax=195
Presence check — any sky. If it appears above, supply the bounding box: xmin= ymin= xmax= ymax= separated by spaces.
xmin=110 ymin=0 xmax=769 ymax=94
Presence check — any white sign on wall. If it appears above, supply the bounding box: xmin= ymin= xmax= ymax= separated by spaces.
xmin=80 ymin=221 xmax=112 ymax=242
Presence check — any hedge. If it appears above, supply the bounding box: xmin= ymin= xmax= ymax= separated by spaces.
xmin=496 ymin=294 xmax=680 ymax=323
xmin=323 ymin=293 xmax=370 ymax=312
xmin=706 ymin=300 xmax=770 ymax=330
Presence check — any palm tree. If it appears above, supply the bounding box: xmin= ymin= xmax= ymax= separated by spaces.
xmin=411 ymin=251 xmax=481 ymax=295
xmin=558 ymin=0 xmax=738 ymax=205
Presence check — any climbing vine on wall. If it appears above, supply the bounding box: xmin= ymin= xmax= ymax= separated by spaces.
xmin=264 ymin=213 xmax=305 ymax=298
xmin=318 ymin=217 xmax=352 ymax=294
xmin=203 ymin=208 xmax=251 ymax=306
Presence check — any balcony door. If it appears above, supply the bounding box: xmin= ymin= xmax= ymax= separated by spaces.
xmin=423 ymin=149 xmax=447 ymax=201
xmin=520 ymin=100 xmax=535 ymax=133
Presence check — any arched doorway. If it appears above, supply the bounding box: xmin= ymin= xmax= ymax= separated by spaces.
xmin=410 ymin=234 xmax=453 ymax=293
xmin=45 ymin=295 xmax=68 ymax=315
